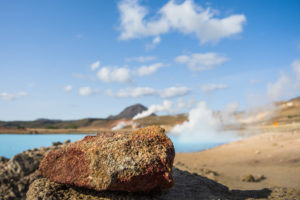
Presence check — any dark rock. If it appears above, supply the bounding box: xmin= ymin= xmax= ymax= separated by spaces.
xmin=52 ymin=141 xmax=62 ymax=146
xmin=0 ymin=141 xmax=67 ymax=200
xmin=39 ymin=126 xmax=175 ymax=193
xmin=63 ymin=139 xmax=71 ymax=145
xmin=0 ymin=156 xmax=8 ymax=163
xmin=27 ymin=168 xmax=233 ymax=200
xmin=240 ymin=174 xmax=266 ymax=182
xmin=6 ymin=153 xmax=41 ymax=176
xmin=107 ymin=103 xmax=150 ymax=120
xmin=27 ymin=168 xmax=280 ymax=200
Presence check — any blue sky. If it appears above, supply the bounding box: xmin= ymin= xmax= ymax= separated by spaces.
xmin=0 ymin=0 xmax=300 ymax=121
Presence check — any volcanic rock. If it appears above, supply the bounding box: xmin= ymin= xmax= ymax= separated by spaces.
xmin=26 ymin=168 xmax=233 ymax=200
xmin=0 ymin=142 xmax=67 ymax=200
xmin=107 ymin=103 xmax=151 ymax=120
xmin=39 ymin=126 xmax=175 ymax=193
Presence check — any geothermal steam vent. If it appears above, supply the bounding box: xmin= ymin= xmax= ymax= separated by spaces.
xmin=38 ymin=126 xmax=175 ymax=192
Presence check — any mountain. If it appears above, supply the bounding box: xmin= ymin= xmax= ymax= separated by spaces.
xmin=107 ymin=104 xmax=148 ymax=120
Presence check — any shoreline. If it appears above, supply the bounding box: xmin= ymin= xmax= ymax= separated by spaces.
xmin=1 ymin=129 xmax=300 ymax=199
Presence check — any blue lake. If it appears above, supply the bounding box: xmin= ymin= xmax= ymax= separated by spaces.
xmin=0 ymin=134 xmax=223 ymax=158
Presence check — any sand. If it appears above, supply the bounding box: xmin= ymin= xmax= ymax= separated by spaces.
xmin=174 ymin=130 xmax=300 ymax=191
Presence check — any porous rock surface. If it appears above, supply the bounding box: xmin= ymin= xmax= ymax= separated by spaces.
xmin=27 ymin=168 xmax=234 ymax=200
xmin=26 ymin=171 xmax=300 ymax=200
xmin=0 ymin=141 xmax=70 ymax=200
xmin=39 ymin=126 xmax=175 ymax=193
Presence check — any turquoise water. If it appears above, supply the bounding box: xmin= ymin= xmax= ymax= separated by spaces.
xmin=0 ymin=134 xmax=222 ymax=158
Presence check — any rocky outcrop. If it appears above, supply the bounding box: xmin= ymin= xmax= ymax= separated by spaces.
xmin=27 ymin=168 xmax=235 ymax=200
xmin=29 ymin=168 xmax=297 ymax=200
xmin=0 ymin=141 xmax=70 ymax=200
xmin=107 ymin=103 xmax=150 ymax=120
xmin=39 ymin=126 xmax=175 ymax=193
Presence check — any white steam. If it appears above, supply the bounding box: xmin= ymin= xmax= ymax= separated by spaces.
xmin=112 ymin=121 xmax=127 ymax=130
xmin=133 ymin=100 xmax=173 ymax=120
xmin=169 ymin=101 xmax=237 ymax=143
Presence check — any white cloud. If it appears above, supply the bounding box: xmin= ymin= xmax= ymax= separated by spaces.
xmin=72 ymin=73 xmax=96 ymax=81
xmin=265 ymin=59 xmax=300 ymax=102
xmin=118 ymin=0 xmax=246 ymax=44
xmin=97 ymin=67 xmax=132 ymax=83
xmin=79 ymin=87 xmax=100 ymax=96
xmin=133 ymin=100 xmax=173 ymax=120
xmin=146 ymin=36 xmax=161 ymax=50
xmin=107 ymin=87 xmax=156 ymax=98
xmin=137 ymin=62 xmax=164 ymax=76
xmin=200 ymin=84 xmax=228 ymax=92
xmin=175 ymin=52 xmax=228 ymax=71
xmin=64 ymin=85 xmax=72 ymax=92
xmin=0 ymin=92 xmax=28 ymax=100
xmin=125 ymin=56 xmax=156 ymax=63
xmin=79 ymin=87 xmax=92 ymax=96
xmin=292 ymin=59 xmax=300 ymax=80
xmin=107 ymin=86 xmax=190 ymax=99
xmin=176 ymin=98 xmax=196 ymax=111
xmin=267 ymin=74 xmax=290 ymax=101
xmin=159 ymin=86 xmax=190 ymax=98
xmin=90 ymin=61 xmax=100 ymax=71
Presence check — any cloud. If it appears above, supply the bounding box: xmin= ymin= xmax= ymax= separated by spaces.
xmin=159 ymin=86 xmax=190 ymax=98
xmin=125 ymin=56 xmax=156 ymax=62
xmin=107 ymin=86 xmax=190 ymax=98
xmin=118 ymin=0 xmax=246 ymax=44
xmin=176 ymin=98 xmax=196 ymax=112
xmin=133 ymin=100 xmax=173 ymax=120
xmin=146 ymin=36 xmax=161 ymax=50
xmin=292 ymin=59 xmax=300 ymax=80
xmin=79 ymin=87 xmax=100 ymax=96
xmin=0 ymin=92 xmax=28 ymax=100
xmin=175 ymin=52 xmax=228 ymax=71
xmin=137 ymin=62 xmax=164 ymax=76
xmin=90 ymin=61 xmax=100 ymax=71
xmin=64 ymin=85 xmax=72 ymax=92
xmin=72 ymin=73 xmax=96 ymax=81
xmin=267 ymin=74 xmax=291 ymax=101
xmin=200 ymin=84 xmax=228 ymax=92
xmin=107 ymin=87 xmax=156 ymax=98
xmin=265 ymin=59 xmax=300 ymax=102
xmin=97 ymin=67 xmax=132 ymax=83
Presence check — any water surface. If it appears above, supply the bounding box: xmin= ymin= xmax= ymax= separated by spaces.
xmin=0 ymin=134 xmax=223 ymax=158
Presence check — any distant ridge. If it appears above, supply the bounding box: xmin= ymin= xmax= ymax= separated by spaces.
xmin=107 ymin=104 xmax=148 ymax=120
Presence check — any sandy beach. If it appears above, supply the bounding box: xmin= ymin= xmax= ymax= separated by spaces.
xmin=175 ymin=130 xmax=300 ymax=191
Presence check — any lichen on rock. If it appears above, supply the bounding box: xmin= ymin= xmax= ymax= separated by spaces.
xmin=39 ymin=126 xmax=175 ymax=193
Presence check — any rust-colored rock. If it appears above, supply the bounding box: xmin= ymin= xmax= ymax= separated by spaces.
xmin=39 ymin=126 xmax=175 ymax=193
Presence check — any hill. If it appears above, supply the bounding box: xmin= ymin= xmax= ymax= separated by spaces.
xmin=107 ymin=104 xmax=148 ymax=120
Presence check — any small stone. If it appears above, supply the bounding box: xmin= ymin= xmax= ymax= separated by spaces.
xmin=39 ymin=126 xmax=175 ymax=193
xmin=240 ymin=174 xmax=266 ymax=182
xmin=63 ymin=139 xmax=71 ymax=144
xmin=52 ymin=141 xmax=62 ymax=146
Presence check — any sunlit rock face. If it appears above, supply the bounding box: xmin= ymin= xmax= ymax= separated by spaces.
xmin=39 ymin=126 xmax=175 ymax=193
